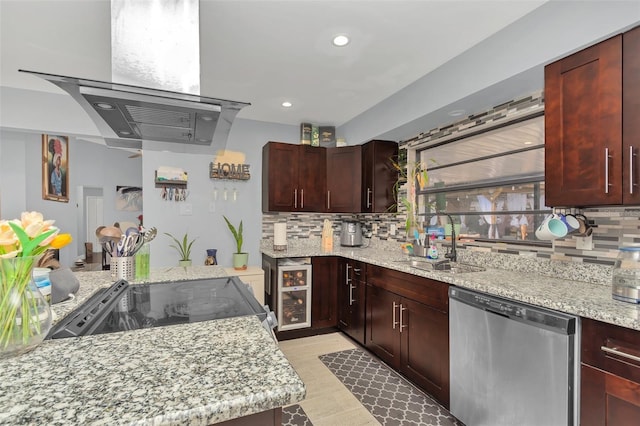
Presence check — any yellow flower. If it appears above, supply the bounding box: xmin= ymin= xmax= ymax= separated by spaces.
xmin=50 ymin=233 xmax=72 ymax=249
xmin=1 ymin=211 xmax=70 ymax=258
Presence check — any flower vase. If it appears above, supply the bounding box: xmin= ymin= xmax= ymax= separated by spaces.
xmin=0 ymin=256 xmax=53 ymax=359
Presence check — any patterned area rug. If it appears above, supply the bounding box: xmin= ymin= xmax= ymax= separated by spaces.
xmin=319 ymin=348 xmax=461 ymax=426
xmin=282 ymin=404 xmax=313 ymax=426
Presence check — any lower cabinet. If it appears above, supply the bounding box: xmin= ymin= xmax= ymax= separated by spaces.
xmin=366 ymin=265 xmax=450 ymax=408
xmin=338 ymin=259 xmax=366 ymax=345
xmin=581 ymin=318 xmax=640 ymax=425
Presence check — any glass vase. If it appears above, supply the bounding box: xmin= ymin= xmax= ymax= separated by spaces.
xmin=0 ymin=256 xmax=53 ymax=359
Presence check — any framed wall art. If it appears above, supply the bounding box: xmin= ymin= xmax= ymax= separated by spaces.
xmin=42 ymin=134 xmax=69 ymax=202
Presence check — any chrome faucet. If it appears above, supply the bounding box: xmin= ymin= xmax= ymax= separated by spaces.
xmin=441 ymin=213 xmax=457 ymax=263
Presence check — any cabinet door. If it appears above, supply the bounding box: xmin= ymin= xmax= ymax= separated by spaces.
xmin=545 ymin=34 xmax=622 ymax=206
xmin=339 ymin=260 xmax=366 ymax=345
xmin=362 ymin=140 xmax=398 ymax=213
xmin=298 ymin=146 xmax=326 ymax=211
xmin=581 ymin=364 xmax=640 ymax=426
xmin=311 ymin=256 xmax=338 ymax=329
xmin=399 ymin=297 xmax=450 ymax=408
xmin=262 ymin=142 xmax=298 ymax=212
xmin=623 ymin=26 xmax=640 ymax=204
xmin=366 ymin=284 xmax=400 ymax=369
xmin=326 ymin=146 xmax=362 ymax=212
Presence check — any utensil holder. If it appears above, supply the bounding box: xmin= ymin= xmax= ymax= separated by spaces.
xmin=111 ymin=256 xmax=136 ymax=281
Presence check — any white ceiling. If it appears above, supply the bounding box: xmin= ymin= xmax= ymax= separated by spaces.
xmin=0 ymin=0 xmax=548 ymax=128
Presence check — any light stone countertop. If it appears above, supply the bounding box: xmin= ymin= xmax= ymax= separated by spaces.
xmin=261 ymin=238 xmax=640 ymax=332
xmin=0 ymin=266 xmax=306 ymax=425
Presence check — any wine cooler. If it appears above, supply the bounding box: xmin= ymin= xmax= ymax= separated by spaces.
xmin=276 ymin=258 xmax=312 ymax=331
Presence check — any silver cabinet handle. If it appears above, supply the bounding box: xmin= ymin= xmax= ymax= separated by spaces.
xmin=349 ymin=283 xmax=355 ymax=305
xmin=399 ymin=304 xmax=407 ymax=332
xmin=353 ymin=267 xmax=361 ymax=276
xmin=294 ymin=189 xmax=298 ymax=208
xmin=367 ymin=188 xmax=372 ymax=209
xmin=631 ymin=146 xmax=637 ymax=195
xmin=601 ymin=345 xmax=640 ymax=363
xmin=605 ymin=148 xmax=612 ymax=194
xmin=301 ymin=189 xmax=304 ymax=208
xmin=392 ymin=301 xmax=399 ymax=329
xmin=327 ymin=191 xmax=331 ymax=210
xmin=345 ymin=263 xmax=351 ymax=285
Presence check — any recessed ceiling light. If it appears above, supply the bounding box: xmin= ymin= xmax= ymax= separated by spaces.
xmin=282 ymin=101 xmax=293 ymax=108
xmin=95 ymin=102 xmax=115 ymax=110
xmin=332 ymin=34 xmax=350 ymax=47
xmin=448 ymin=109 xmax=465 ymax=117
xmin=524 ymin=141 xmax=533 ymax=145
xmin=119 ymin=130 xmax=132 ymax=136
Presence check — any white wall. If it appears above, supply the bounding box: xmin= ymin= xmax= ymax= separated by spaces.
xmin=143 ymin=118 xmax=297 ymax=268
xmin=0 ymin=129 xmax=142 ymax=267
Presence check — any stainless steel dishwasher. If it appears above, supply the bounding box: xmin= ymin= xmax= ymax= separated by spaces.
xmin=449 ymin=287 xmax=580 ymax=426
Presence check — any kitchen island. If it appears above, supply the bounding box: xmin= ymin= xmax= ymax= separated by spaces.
xmin=0 ymin=267 xmax=305 ymax=425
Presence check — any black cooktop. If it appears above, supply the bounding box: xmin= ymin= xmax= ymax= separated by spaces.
xmin=48 ymin=277 xmax=267 ymax=339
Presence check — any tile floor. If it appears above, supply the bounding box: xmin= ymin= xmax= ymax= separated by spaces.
xmin=279 ymin=333 xmax=379 ymax=425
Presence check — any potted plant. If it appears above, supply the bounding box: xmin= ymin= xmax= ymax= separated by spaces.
xmin=164 ymin=232 xmax=196 ymax=266
xmin=223 ymin=216 xmax=248 ymax=270
xmin=390 ymin=155 xmax=432 ymax=236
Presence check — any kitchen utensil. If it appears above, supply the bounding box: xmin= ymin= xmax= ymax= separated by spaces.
xmin=100 ymin=226 xmax=123 ymax=240
xmin=143 ymin=227 xmax=157 ymax=244
xmin=413 ymin=229 xmax=421 ymax=245
xmin=95 ymin=226 xmax=105 ymax=240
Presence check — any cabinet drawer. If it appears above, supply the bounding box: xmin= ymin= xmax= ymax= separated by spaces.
xmin=582 ymin=318 xmax=640 ymax=383
xmin=367 ymin=264 xmax=448 ymax=312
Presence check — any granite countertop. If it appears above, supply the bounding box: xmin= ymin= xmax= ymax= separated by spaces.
xmin=261 ymin=239 xmax=640 ymax=332
xmin=0 ymin=266 xmax=306 ymax=425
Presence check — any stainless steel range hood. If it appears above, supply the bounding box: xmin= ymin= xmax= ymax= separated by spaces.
xmin=20 ymin=0 xmax=250 ymax=153
xmin=19 ymin=69 xmax=250 ymax=151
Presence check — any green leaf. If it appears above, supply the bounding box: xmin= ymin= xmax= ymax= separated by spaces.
xmin=8 ymin=222 xmax=55 ymax=257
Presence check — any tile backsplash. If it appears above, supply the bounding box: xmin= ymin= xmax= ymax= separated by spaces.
xmin=262 ymin=91 xmax=637 ymax=269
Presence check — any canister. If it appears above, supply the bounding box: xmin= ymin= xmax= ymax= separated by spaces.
xmin=612 ymin=247 xmax=640 ymax=303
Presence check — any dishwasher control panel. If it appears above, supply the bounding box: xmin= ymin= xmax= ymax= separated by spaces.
xmin=449 ymin=287 xmax=576 ymax=335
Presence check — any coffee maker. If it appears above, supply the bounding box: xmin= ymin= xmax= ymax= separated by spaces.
xmin=340 ymin=221 xmax=363 ymax=247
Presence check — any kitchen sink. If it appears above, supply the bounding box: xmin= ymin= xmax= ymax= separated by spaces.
xmin=394 ymin=258 xmax=486 ymax=274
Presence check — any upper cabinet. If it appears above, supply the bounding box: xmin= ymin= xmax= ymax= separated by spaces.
xmin=263 ymin=140 xmax=398 ymax=213
xmin=262 ymin=142 xmax=326 ymax=212
xmin=362 ymin=140 xmax=398 ymax=213
xmin=326 ymin=145 xmax=362 ymax=213
xmin=545 ymin=26 xmax=640 ymax=206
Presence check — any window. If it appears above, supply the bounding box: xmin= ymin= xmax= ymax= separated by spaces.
xmin=415 ymin=113 xmax=551 ymax=243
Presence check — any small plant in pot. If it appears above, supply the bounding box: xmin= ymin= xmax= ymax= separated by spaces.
xmin=223 ymin=216 xmax=248 ymax=270
xmin=164 ymin=232 xmax=196 ymax=267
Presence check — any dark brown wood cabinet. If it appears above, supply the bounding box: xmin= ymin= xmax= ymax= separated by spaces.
xmin=311 ymin=256 xmax=339 ymax=329
xmin=262 ymin=141 xmax=326 ymax=212
xmin=365 ymin=265 xmax=450 ymax=408
xmin=545 ymin=26 xmax=640 ymax=207
xmin=581 ymin=318 xmax=640 ymax=426
xmin=362 ymin=140 xmax=398 ymax=213
xmin=337 ymin=259 xmax=366 ymax=345
xmin=326 ymin=146 xmax=362 ymax=212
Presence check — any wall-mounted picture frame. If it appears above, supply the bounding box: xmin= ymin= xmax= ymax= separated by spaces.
xmin=42 ymin=134 xmax=69 ymax=203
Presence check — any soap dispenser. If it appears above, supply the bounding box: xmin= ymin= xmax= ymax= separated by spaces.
xmin=427 ymin=234 xmax=439 ymax=259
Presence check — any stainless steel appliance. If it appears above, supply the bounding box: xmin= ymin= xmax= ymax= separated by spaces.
xmin=340 ymin=221 xmax=363 ymax=247
xmin=276 ymin=258 xmax=312 ymax=331
xmin=449 ymin=287 xmax=580 ymax=426
xmin=47 ymin=277 xmax=276 ymax=339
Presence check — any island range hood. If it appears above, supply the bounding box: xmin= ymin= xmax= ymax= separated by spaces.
xmin=19 ymin=69 xmax=250 ymax=152
xmin=20 ymin=0 xmax=250 ymax=153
